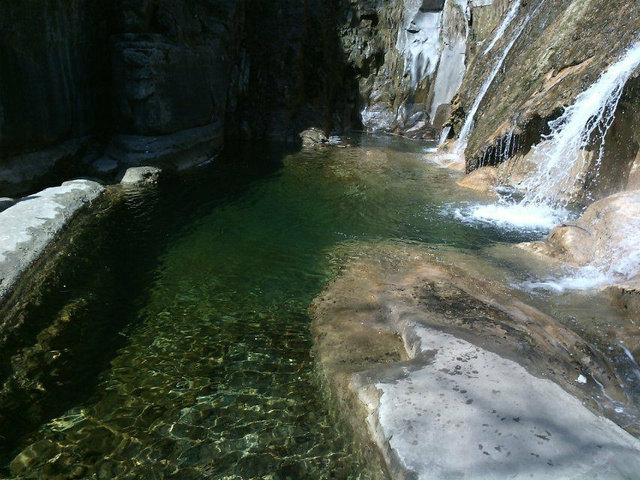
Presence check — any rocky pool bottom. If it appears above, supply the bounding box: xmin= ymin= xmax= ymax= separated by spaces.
xmin=0 ymin=135 xmax=639 ymax=479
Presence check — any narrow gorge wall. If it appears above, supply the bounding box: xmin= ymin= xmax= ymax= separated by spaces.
xmin=339 ymin=0 xmax=514 ymax=138
xmin=0 ymin=1 xmax=110 ymax=195
xmin=1 ymin=0 xmax=639 ymax=201
xmin=451 ymin=0 xmax=640 ymax=204
xmin=0 ymin=0 xmax=361 ymax=195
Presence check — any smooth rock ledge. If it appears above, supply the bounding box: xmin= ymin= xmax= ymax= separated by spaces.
xmin=0 ymin=180 xmax=105 ymax=303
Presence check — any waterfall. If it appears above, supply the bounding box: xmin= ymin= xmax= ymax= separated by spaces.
xmin=483 ymin=0 xmax=522 ymax=55
xmin=455 ymin=5 xmax=535 ymax=154
xmin=521 ymin=41 xmax=640 ymax=207
xmin=439 ymin=125 xmax=452 ymax=146
xmin=476 ymin=42 xmax=640 ymax=292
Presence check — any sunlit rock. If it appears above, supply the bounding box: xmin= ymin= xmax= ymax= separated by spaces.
xmin=312 ymin=242 xmax=640 ymax=480
xmin=520 ymin=190 xmax=640 ymax=298
xmin=456 ymin=166 xmax=499 ymax=195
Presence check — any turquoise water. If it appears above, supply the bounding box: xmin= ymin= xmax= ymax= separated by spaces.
xmin=1 ymin=136 xmax=542 ymax=479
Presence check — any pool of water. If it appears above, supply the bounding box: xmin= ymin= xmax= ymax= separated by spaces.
xmin=1 ymin=135 xmax=632 ymax=479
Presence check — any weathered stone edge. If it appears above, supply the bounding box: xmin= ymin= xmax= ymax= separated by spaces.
xmin=0 ymin=179 xmax=105 ymax=306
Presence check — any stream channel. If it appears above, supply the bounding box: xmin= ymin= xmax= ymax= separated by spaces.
xmin=1 ymin=134 xmax=637 ymax=479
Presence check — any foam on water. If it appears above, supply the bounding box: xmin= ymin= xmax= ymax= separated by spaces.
xmin=521 ymin=228 xmax=640 ymax=293
xmin=521 ymin=266 xmax=611 ymax=293
xmin=449 ymin=201 xmax=570 ymax=232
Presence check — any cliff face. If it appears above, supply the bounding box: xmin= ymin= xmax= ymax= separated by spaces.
xmin=0 ymin=1 xmax=109 ymax=155
xmin=0 ymin=0 xmax=360 ymax=195
xmin=1 ymin=0 xmax=639 ymax=200
xmin=0 ymin=1 xmax=110 ymax=195
xmin=339 ymin=0 xmax=491 ymax=138
xmin=452 ymin=0 xmax=640 ymax=201
xmin=106 ymin=0 xmax=242 ymax=169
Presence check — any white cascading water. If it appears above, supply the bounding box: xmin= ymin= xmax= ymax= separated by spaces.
xmin=454 ymin=4 xmax=535 ymax=154
xmin=439 ymin=125 xmax=452 ymax=146
xmin=456 ymin=41 xmax=640 ymax=291
xmin=520 ymin=41 xmax=640 ymax=206
xmin=483 ymin=0 xmax=522 ymax=55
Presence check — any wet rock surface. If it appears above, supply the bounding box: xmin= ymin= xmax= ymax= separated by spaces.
xmin=299 ymin=128 xmax=330 ymax=148
xmin=521 ymin=190 xmax=640 ymax=276
xmin=339 ymin=0 xmax=512 ymax=138
xmin=453 ymin=0 xmax=640 ymax=190
xmin=0 ymin=180 xmax=105 ymax=303
xmin=456 ymin=166 xmax=499 ymax=195
xmin=312 ymin=243 xmax=640 ymax=479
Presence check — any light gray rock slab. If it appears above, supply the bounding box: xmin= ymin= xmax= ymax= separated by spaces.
xmin=0 ymin=180 xmax=104 ymax=302
xmin=364 ymin=325 xmax=640 ymax=480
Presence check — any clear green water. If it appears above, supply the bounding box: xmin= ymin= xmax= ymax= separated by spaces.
xmin=1 ymin=136 xmax=546 ymax=479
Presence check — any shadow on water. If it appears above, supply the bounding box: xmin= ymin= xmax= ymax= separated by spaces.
xmin=0 ymin=142 xmax=289 ymax=470
xmin=0 ymin=136 xmax=546 ymax=479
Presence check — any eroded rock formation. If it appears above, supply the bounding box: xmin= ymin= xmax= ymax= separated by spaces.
xmin=453 ymin=0 xmax=640 ymax=197
xmin=312 ymin=242 xmax=640 ymax=480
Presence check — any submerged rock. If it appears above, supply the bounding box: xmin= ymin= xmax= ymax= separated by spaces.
xmin=120 ymin=166 xmax=162 ymax=186
xmin=312 ymin=243 xmax=640 ymax=480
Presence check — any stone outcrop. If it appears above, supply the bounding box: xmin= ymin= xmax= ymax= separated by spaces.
xmin=456 ymin=165 xmax=499 ymax=195
xmin=120 ymin=166 xmax=162 ymax=186
xmin=452 ymin=0 xmax=640 ymax=204
xmin=312 ymin=242 xmax=640 ymax=480
xmin=520 ymin=189 xmax=640 ymax=295
xmin=299 ymin=128 xmax=330 ymax=148
xmin=0 ymin=180 xmax=105 ymax=303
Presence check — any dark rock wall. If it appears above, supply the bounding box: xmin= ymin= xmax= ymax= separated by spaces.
xmin=0 ymin=0 xmax=361 ymax=194
xmin=0 ymin=1 xmax=110 ymax=156
xmin=110 ymin=0 xmax=241 ymax=136
xmin=227 ymin=0 xmax=361 ymax=140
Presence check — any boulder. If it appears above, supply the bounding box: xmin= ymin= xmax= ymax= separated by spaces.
xmin=299 ymin=128 xmax=329 ymax=148
xmin=120 ymin=166 xmax=162 ymax=186
xmin=530 ymin=190 xmax=640 ymax=274
xmin=457 ymin=166 xmax=499 ymax=195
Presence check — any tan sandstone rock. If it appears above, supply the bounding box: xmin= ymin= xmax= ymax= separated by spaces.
xmin=456 ymin=166 xmax=499 ymax=195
